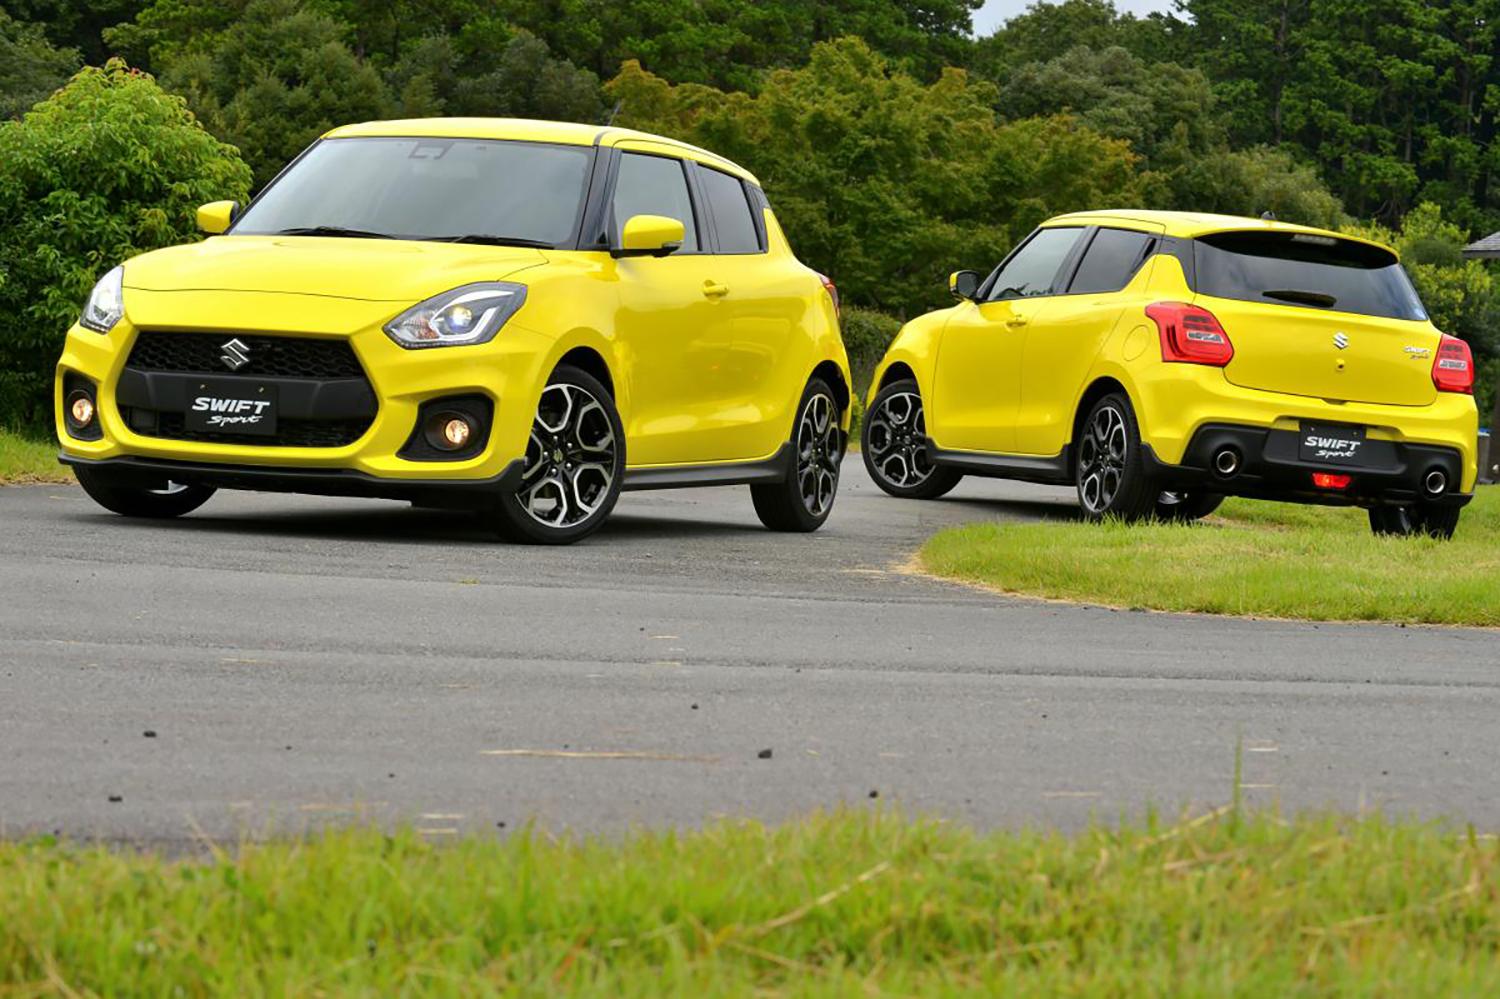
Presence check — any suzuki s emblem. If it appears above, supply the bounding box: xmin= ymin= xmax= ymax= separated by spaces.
xmin=219 ymin=338 xmax=251 ymax=371
xmin=1332 ymin=332 xmax=1350 ymax=350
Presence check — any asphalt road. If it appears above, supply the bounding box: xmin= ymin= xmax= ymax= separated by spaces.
xmin=2 ymin=457 xmax=1497 ymax=847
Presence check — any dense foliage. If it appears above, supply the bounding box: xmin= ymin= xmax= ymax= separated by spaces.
xmin=1 ymin=0 xmax=1498 ymax=421
xmin=0 ymin=60 xmax=251 ymax=427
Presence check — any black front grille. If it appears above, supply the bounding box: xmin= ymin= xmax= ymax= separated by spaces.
xmin=131 ymin=411 xmax=373 ymax=448
xmin=126 ymin=331 xmax=363 ymax=379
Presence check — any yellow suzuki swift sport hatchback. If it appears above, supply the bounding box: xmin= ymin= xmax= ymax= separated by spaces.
xmin=55 ymin=118 xmax=851 ymax=543
xmin=862 ymin=210 xmax=1479 ymax=538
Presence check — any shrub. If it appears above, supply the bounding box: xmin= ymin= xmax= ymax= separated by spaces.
xmin=0 ymin=60 xmax=252 ymax=429
xmin=841 ymin=305 xmax=903 ymax=396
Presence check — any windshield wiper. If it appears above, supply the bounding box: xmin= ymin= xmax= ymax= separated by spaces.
xmin=424 ymin=234 xmax=556 ymax=248
xmin=1262 ymin=288 xmax=1338 ymax=308
xmin=273 ymin=226 xmax=396 ymax=239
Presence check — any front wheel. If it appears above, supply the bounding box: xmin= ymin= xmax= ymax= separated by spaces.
xmin=860 ymin=379 xmax=962 ymax=499
xmin=490 ymin=365 xmax=624 ymax=545
xmin=1368 ymin=503 xmax=1461 ymax=540
xmin=751 ymin=378 xmax=843 ymax=532
xmin=1075 ymin=393 xmax=1160 ymax=522
xmin=73 ymin=465 xmax=216 ymax=519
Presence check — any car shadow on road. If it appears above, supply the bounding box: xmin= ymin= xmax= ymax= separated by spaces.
xmin=933 ymin=496 xmax=1084 ymax=524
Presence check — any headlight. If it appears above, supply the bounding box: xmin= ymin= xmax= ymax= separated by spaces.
xmin=384 ymin=282 xmax=528 ymax=349
xmin=79 ymin=266 xmax=125 ymax=333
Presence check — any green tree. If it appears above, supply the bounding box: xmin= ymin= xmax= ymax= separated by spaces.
xmin=0 ymin=61 xmax=252 ymax=428
xmin=973 ymin=0 xmax=1181 ymax=84
xmin=0 ymin=8 xmax=81 ymax=120
xmin=3 ymin=0 xmax=147 ymax=62
xmin=388 ymin=29 xmax=604 ymax=122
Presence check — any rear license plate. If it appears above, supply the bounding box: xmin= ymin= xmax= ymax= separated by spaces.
xmin=1299 ymin=422 xmax=1366 ymax=464
xmin=185 ymin=379 xmax=278 ymax=436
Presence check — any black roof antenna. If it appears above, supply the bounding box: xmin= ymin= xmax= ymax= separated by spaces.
xmin=1260 ymin=210 xmax=1277 ymax=221
xmin=606 ymin=100 xmax=624 ymax=126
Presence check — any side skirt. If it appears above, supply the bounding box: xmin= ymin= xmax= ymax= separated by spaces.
xmin=622 ymin=443 xmax=793 ymax=492
xmin=925 ymin=439 xmax=1074 ymax=486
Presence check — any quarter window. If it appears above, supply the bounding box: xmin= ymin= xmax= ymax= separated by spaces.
xmin=611 ymin=153 xmax=698 ymax=252
xmin=699 ymin=167 xmax=762 ymax=253
xmin=1068 ymin=228 xmax=1157 ymax=294
xmin=986 ymin=227 xmax=1082 ymax=301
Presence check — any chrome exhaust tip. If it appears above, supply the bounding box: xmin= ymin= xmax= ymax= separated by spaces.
xmin=1424 ymin=469 xmax=1448 ymax=496
xmin=1213 ymin=447 xmax=1241 ymax=478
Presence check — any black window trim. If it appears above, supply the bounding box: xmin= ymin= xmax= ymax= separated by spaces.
xmin=976 ymin=225 xmax=1088 ymax=303
xmin=1060 ymin=225 xmax=1162 ymax=297
xmin=594 ymin=147 xmax=708 ymax=256
xmin=689 ymin=162 xmax=768 ymax=256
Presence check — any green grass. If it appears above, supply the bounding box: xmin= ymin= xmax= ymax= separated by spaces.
xmin=922 ymin=487 xmax=1500 ymax=627
xmin=3 ymin=810 xmax=1499 ymax=995
xmin=0 ymin=426 xmax=68 ymax=484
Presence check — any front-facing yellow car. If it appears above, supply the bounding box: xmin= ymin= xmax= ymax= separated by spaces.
xmin=56 ymin=118 xmax=850 ymax=543
xmin=863 ymin=210 xmax=1479 ymax=537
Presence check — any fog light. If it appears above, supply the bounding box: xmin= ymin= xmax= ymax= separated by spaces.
xmin=69 ymin=394 xmax=96 ymax=427
xmin=441 ymin=417 xmax=471 ymax=449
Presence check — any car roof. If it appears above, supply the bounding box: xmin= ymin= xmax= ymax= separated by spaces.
xmin=1042 ymin=209 xmax=1391 ymax=253
xmin=323 ymin=117 xmax=760 ymax=185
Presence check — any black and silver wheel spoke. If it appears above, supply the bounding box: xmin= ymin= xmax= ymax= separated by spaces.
xmin=1079 ymin=404 xmax=1127 ymax=515
xmin=795 ymin=392 xmax=840 ymax=517
xmin=518 ymin=383 xmax=616 ymax=529
xmin=868 ymin=391 xmax=932 ymax=489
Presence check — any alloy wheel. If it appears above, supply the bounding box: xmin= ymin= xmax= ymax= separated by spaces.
xmin=1078 ymin=404 xmax=1128 ymax=515
xmin=518 ymin=382 xmax=617 ymax=528
xmin=866 ymin=391 xmax=932 ymax=489
xmin=796 ymin=392 xmax=841 ymax=517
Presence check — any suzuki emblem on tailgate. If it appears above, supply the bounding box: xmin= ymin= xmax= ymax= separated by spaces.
xmin=1332 ymin=332 xmax=1349 ymax=350
xmin=220 ymin=338 xmax=251 ymax=371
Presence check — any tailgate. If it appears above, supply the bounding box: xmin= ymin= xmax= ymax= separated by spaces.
xmin=1192 ymin=230 xmax=1439 ymax=407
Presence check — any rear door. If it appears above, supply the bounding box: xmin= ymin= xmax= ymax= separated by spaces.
xmin=1015 ymin=224 xmax=1162 ymax=455
xmin=930 ymin=226 xmax=1084 ymax=453
xmin=1191 ymin=231 xmax=1440 ymax=406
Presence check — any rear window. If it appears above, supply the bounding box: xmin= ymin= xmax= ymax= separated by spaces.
xmin=1193 ymin=232 xmax=1428 ymax=321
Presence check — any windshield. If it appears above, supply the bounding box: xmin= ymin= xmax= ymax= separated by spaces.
xmin=1194 ymin=231 xmax=1428 ymax=321
xmin=232 ymin=137 xmax=593 ymax=245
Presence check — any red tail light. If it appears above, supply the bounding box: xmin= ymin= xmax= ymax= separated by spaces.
xmin=1146 ymin=302 xmax=1234 ymax=367
xmin=817 ymin=272 xmax=840 ymax=319
xmin=1431 ymin=334 xmax=1474 ymax=394
xmin=1312 ymin=472 xmax=1352 ymax=490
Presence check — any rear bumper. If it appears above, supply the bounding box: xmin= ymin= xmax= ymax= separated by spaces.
xmin=1148 ymin=423 xmax=1472 ymax=508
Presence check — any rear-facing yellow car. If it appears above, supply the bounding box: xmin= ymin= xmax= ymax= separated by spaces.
xmin=863 ymin=210 xmax=1478 ymax=537
xmin=55 ymin=118 xmax=850 ymax=543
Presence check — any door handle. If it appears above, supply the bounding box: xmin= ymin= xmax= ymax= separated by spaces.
xmin=703 ymin=281 xmax=730 ymax=298
xmin=1005 ymin=316 xmax=1028 ymax=328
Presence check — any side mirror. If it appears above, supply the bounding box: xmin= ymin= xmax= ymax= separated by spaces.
xmin=196 ymin=200 xmax=239 ymax=235
xmin=613 ymin=214 xmax=685 ymax=259
xmin=949 ymin=270 xmax=981 ymax=301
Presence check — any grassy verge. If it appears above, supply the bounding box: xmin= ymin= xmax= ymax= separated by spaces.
xmin=0 ymin=426 xmax=68 ymax=484
xmin=922 ymin=487 xmax=1500 ymax=627
xmin=3 ymin=810 xmax=1499 ymax=994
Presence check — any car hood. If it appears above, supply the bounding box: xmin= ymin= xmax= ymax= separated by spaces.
xmin=122 ymin=235 xmax=548 ymax=302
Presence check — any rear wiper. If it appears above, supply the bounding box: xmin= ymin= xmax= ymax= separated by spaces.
xmin=424 ymin=234 xmax=556 ymax=248
xmin=1262 ymin=288 xmax=1338 ymax=308
xmin=274 ymin=226 xmax=395 ymax=239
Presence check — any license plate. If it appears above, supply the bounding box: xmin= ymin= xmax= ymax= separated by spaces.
xmin=1299 ymin=422 xmax=1366 ymax=464
xmin=185 ymin=379 xmax=278 ymax=436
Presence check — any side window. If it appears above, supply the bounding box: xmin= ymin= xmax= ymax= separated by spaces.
xmin=986 ymin=227 xmax=1082 ymax=301
xmin=1067 ymin=228 xmax=1158 ymax=294
xmin=611 ymin=153 xmax=698 ymax=252
xmin=698 ymin=167 xmax=763 ymax=253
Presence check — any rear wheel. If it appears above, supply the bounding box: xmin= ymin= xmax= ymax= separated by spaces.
xmin=751 ymin=377 xmax=842 ymax=532
xmin=491 ymin=365 xmax=624 ymax=545
xmin=1075 ymin=393 xmax=1160 ymax=522
xmin=73 ymin=465 xmax=216 ymax=519
xmin=1368 ymin=503 xmax=1461 ymax=540
xmin=1156 ymin=490 xmax=1223 ymax=523
xmin=861 ymin=379 xmax=962 ymax=499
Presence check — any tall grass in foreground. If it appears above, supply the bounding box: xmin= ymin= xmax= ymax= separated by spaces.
xmin=2 ymin=810 xmax=1499 ymax=995
xmin=0 ymin=426 xmax=67 ymax=484
xmin=922 ymin=488 xmax=1500 ymax=626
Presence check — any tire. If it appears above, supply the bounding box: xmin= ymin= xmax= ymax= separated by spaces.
xmin=73 ymin=465 xmax=216 ymax=519
xmin=1368 ymin=503 xmax=1461 ymax=540
xmin=1156 ymin=490 xmax=1223 ymax=523
xmin=751 ymin=377 xmax=843 ymax=532
xmin=1075 ymin=393 xmax=1160 ymax=522
xmin=860 ymin=378 xmax=962 ymax=500
xmin=490 ymin=364 xmax=624 ymax=545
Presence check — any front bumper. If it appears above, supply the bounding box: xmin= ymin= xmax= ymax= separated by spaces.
xmin=55 ymin=289 xmax=554 ymax=486
xmin=1148 ymin=423 xmax=1472 ymax=508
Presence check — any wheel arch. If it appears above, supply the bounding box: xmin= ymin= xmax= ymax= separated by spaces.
xmin=810 ymin=359 xmax=851 ymax=428
xmin=555 ymin=344 xmax=614 ymax=399
xmin=1070 ymin=376 xmax=1134 ymax=455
